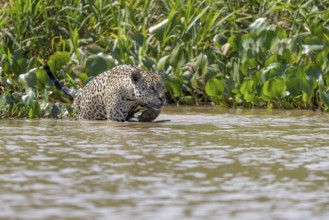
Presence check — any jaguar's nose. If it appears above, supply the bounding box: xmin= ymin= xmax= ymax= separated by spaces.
xmin=151 ymin=97 xmax=165 ymax=109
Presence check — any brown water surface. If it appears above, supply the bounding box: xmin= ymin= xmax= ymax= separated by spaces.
xmin=1 ymin=106 xmax=329 ymax=219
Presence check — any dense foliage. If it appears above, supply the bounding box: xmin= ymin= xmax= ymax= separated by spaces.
xmin=0 ymin=0 xmax=329 ymax=118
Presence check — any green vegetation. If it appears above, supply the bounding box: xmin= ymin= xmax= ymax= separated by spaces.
xmin=0 ymin=0 xmax=329 ymax=118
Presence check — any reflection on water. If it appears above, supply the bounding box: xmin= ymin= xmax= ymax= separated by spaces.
xmin=1 ymin=106 xmax=329 ymax=219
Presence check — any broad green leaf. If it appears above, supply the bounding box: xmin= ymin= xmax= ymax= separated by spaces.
xmin=164 ymin=75 xmax=182 ymax=98
xmin=310 ymin=24 xmax=324 ymax=36
xmin=320 ymin=91 xmax=329 ymax=109
xmin=35 ymin=69 xmax=50 ymax=89
xmin=195 ymin=53 xmax=208 ymax=75
xmin=21 ymin=90 xmax=37 ymax=104
xmin=185 ymin=5 xmax=210 ymax=33
xmin=244 ymin=91 xmax=258 ymax=104
xmin=157 ymin=55 xmax=170 ymax=71
xmin=170 ymin=46 xmax=186 ymax=69
xmin=28 ymin=100 xmax=40 ymax=118
xmin=240 ymin=79 xmax=254 ymax=94
xmin=303 ymin=64 xmax=322 ymax=79
xmin=316 ymin=50 xmax=329 ymax=68
xmin=281 ymin=48 xmax=292 ymax=64
xmin=262 ymin=78 xmax=285 ymax=98
xmin=285 ymin=67 xmax=305 ymax=96
xmin=304 ymin=35 xmax=323 ymax=45
xmin=249 ymin=17 xmax=269 ymax=35
xmin=227 ymin=34 xmax=239 ymax=52
xmin=86 ymin=53 xmax=116 ymax=77
xmin=48 ymin=51 xmax=71 ymax=72
xmin=264 ymin=54 xmax=281 ymax=67
xmin=180 ymin=96 xmax=194 ymax=105
xmin=18 ymin=68 xmax=37 ymax=93
xmin=257 ymin=30 xmax=279 ymax=50
xmin=281 ymin=101 xmax=294 ymax=109
xmin=302 ymin=44 xmax=324 ymax=55
xmin=205 ymin=78 xmax=225 ymax=97
xmin=149 ymin=18 xmax=169 ymax=36
xmin=318 ymin=75 xmax=326 ymax=92
xmin=277 ymin=28 xmax=287 ymax=39
xmin=85 ymin=43 xmax=105 ymax=55
xmin=300 ymin=77 xmax=317 ymax=104
xmin=261 ymin=63 xmax=287 ymax=82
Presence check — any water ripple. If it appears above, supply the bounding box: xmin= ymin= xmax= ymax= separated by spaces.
xmin=1 ymin=108 xmax=329 ymax=219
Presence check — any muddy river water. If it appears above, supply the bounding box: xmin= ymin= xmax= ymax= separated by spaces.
xmin=1 ymin=106 xmax=329 ymax=219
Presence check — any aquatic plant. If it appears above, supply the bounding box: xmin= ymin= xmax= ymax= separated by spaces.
xmin=0 ymin=0 xmax=329 ymax=118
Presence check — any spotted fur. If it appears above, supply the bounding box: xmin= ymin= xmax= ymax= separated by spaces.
xmin=45 ymin=65 xmax=165 ymax=122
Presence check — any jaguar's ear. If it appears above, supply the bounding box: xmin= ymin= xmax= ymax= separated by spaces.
xmin=131 ymin=70 xmax=142 ymax=83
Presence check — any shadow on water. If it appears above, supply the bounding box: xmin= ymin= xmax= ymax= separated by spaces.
xmin=1 ymin=106 xmax=329 ymax=219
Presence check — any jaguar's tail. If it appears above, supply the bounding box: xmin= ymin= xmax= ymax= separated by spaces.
xmin=44 ymin=65 xmax=79 ymax=98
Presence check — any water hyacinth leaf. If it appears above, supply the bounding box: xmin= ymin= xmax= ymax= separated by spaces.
xmin=72 ymin=65 xmax=86 ymax=76
xmin=205 ymin=78 xmax=225 ymax=97
xmin=180 ymin=96 xmax=194 ymax=105
xmin=310 ymin=24 xmax=324 ymax=36
xmin=195 ymin=53 xmax=208 ymax=75
xmin=302 ymin=45 xmax=324 ymax=55
xmin=257 ymin=30 xmax=279 ymax=50
xmin=249 ymin=17 xmax=269 ymax=35
xmin=48 ymin=51 xmax=71 ymax=72
xmin=227 ymin=34 xmax=239 ymax=52
xmin=261 ymin=63 xmax=286 ymax=82
xmin=242 ymin=36 xmax=255 ymax=55
xmin=157 ymin=55 xmax=170 ymax=71
xmin=320 ymin=91 xmax=329 ymax=109
xmin=304 ymin=35 xmax=323 ymax=46
xmin=86 ymin=54 xmax=108 ymax=76
xmin=149 ymin=18 xmax=169 ymax=37
xmin=286 ymin=74 xmax=304 ymax=96
xmin=18 ymin=68 xmax=37 ymax=93
xmin=185 ymin=5 xmax=210 ymax=33
xmin=232 ymin=59 xmax=241 ymax=85
xmin=241 ymin=59 xmax=256 ymax=76
xmin=36 ymin=69 xmax=50 ymax=89
xmin=318 ymin=75 xmax=326 ymax=92
xmin=281 ymin=101 xmax=294 ymax=109
xmin=263 ymin=78 xmax=286 ymax=98
xmin=303 ymin=64 xmax=322 ymax=79
xmin=278 ymin=38 xmax=298 ymax=56
xmin=316 ymin=50 xmax=329 ymax=69
xmin=277 ymin=28 xmax=287 ymax=39
xmin=221 ymin=43 xmax=230 ymax=56
xmin=260 ymin=93 xmax=272 ymax=102
xmin=244 ymin=92 xmax=258 ymax=104
xmin=40 ymin=89 xmax=49 ymax=111
xmin=281 ymin=48 xmax=292 ymax=64
xmin=28 ymin=100 xmax=40 ymax=118
xmin=300 ymin=77 xmax=317 ymax=103
xmin=170 ymin=46 xmax=186 ymax=69
xmin=129 ymin=31 xmax=145 ymax=47
xmin=86 ymin=53 xmax=116 ymax=77
xmin=10 ymin=50 xmax=29 ymax=75
xmin=11 ymin=102 xmax=27 ymax=117
xmin=85 ymin=43 xmax=105 ymax=55
xmin=265 ymin=54 xmax=282 ymax=67
xmin=240 ymin=79 xmax=254 ymax=94
xmin=164 ymin=76 xmax=182 ymax=98
xmin=182 ymin=71 xmax=193 ymax=81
